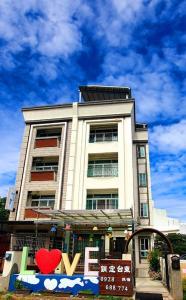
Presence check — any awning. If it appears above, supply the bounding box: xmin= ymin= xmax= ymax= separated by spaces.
xmin=79 ymin=85 xmax=132 ymax=102
xmin=33 ymin=209 xmax=134 ymax=228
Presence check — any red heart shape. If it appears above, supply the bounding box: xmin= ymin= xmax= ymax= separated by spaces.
xmin=35 ymin=248 xmax=62 ymax=274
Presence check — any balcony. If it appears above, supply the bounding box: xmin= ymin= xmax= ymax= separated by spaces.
xmin=89 ymin=127 xmax=118 ymax=143
xmin=26 ymin=193 xmax=55 ymax=213
xmin=30 ymin=197 xmax=55 ymax=209
xmin=86 ymin=193 xmax=118 ymax=210
xmin=25 ymin=191 xmax=55 ymax=218
xmin=35 ymin=128 xmax=61 ymax=148
xmin=87 ymin=161 xmax=118 ymax=177
xmin=30 ymin=157 xmax=58 ymax=181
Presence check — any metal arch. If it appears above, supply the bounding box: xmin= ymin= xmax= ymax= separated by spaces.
xmin=180 ymin=254 xmax=186 ymax=260
xmin=124 ymin=227 xmax=174 ymax=254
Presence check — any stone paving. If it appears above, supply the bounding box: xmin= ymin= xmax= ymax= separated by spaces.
xmin=135 ymin=278 xmax=173 ymax=300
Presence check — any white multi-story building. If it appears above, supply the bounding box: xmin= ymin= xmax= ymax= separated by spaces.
xmin=8 ymin=85 xmax=154 ymax=276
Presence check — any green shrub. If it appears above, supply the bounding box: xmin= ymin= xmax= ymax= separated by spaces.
xmin=14 ymin=279 xmax=25 ymax=290
xmin=148 ymin=249 xmax=160 ymax=272
xmin=183 ymin=278 xmax=186 ymax=292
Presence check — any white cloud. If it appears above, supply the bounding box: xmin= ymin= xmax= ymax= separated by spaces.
xmin=58 ymin=278 xmax=84 ymax=289
xmin=0 ymin=0 xmax=89 ymax=66
xmin=150 ymin=120 xmax=186 ymax=153
xmin=97 ymin=49 xmax=186 ymax=122
xmin=17 ymin=274 xmax=40 ymax=285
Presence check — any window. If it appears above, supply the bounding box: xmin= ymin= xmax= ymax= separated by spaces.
xmin=140 ymin=203 xmax=148 ymax=217
xmin=140 ymin=237 xmax=149 ymax=258
xmin=87 ymin=160 xmax=118 ymax=177
xmin=137 ymin=145 xmax=146 ymax=158
xmin=138 ymin=173 xmax=147 ymax=187
xmin=36 ymin=128 xmax=61 ymax=138
xmin=86 ymin=194 xmax=118 ymax=210
xmin=89 ymin=127 xmax=118 ymax=143
xmin=30 ymin=195 xmax=55 ymax=208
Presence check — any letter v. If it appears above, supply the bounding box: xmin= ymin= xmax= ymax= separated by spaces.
xmin=62 ymin=253 xmax=81 ymax=276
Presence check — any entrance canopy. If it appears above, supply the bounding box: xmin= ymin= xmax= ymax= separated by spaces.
xmin=34 ymin=209 xmax=133 ymax=229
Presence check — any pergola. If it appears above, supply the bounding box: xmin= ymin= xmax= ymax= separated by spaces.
xmin=33 ymin=209 xmax=134 ymax=230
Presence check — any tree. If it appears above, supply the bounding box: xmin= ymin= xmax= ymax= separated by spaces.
xmin=155 ymin=233 xmax=186 ymax=256
xmin=0 ymin=197 xmax=9 ymax=221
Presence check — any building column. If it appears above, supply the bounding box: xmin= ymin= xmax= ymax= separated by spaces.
xmin=65 ymin=103 xmax=78 ymax=210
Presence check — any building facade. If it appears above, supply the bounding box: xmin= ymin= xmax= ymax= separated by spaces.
xmin=8 ymin=86 xmax=153 ymax=276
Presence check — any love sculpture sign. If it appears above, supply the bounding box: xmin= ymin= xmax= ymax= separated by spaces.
xmin=20 ymin=246 xmax=99 ymax=276
xmin=9 ymin=247 xmax=133 ymax=297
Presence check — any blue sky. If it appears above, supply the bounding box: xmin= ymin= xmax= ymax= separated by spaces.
xmin=0 ymin=0 xmax=185 ymax=221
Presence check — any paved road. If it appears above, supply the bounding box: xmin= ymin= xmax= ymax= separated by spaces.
xmin=135 ymin=277 xmax=171 ymax=299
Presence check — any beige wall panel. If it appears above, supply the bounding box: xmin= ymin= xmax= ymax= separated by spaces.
xmin=139 ymin=187 xmax=148 ymax=193
xmin=134 ymin=130 xmax=148 ymax=141
xmin=32 ymin=147 xmax=60 ymax=156
xmin=23 ymin=106 xmax=73 ymax=122
xmin=140 ymin=194 xmax=148 ymax=201
xmin=140 ymin=219 xmax=150 ymax=226
xmin=138 ymin=164 xmax=146 ymax=173
xmin=78 ymin=102 xmax=133 ymax=117
xmin=87 ymin=142 xmax=118 ymax=154
xmin=86 ymin=177 xmax=119 ymax=189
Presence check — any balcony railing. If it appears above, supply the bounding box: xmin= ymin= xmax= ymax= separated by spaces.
xmin=32 ymin=165 xmax=58 ymax=172
xmin=11 ymin=233 xmax=49 ymax=252
xmin=87 ymin=164 xmax=118 ymax=177
xmin=30 ymin=198 xmax=55 ymax=208
xmin=86 ymin=197 xmax=118 ymax=210
xmin=89 ymin=130 xmax=118 ymax=143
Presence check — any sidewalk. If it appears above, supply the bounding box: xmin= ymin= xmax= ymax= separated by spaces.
xmin=136 ymin=278 xmax=173 ymax=300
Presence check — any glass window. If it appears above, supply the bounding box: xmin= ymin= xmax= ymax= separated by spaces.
xmin=140 ymin=238 xmax=149 ymax=258
xmin=86 ymin=193 xmax=118 ymax=210
xmin=138 ymin=173 xmax=147 ymax=187
xmin=86 ymin=200 xmax=92 ymax=210
xmin=137 ymin=145 xmax=146 ymax=158
xmin=140 ymin=203 xmax=148 ymax=217
xmin=30 ymin=195 xmax=55 ymax=208
xmin=31 ymin=200 xmax=39 ymax=207
xmin=89 ymin=127 xmax=118 ymax=143
xmin=36 ymin=128 xmax=61 ymax=138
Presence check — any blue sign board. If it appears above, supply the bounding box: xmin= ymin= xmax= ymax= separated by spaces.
xmin=9 ymin=274 xmax=99 ymax=295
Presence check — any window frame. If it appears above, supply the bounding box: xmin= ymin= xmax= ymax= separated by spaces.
xmin=137 ymin=145 xmax=146 ymax=158
xmin=138 ymin=173 xmax=147 ymax=187
xmin=86 ymin=193 xmax=118 ymax=210
xmin=139 ymin=237 xmax=149 ymax=258
xmin=140 ymin=203 xmax=149 ymax=218
xmin=29 ymin=194 xmax=55 ymax=208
